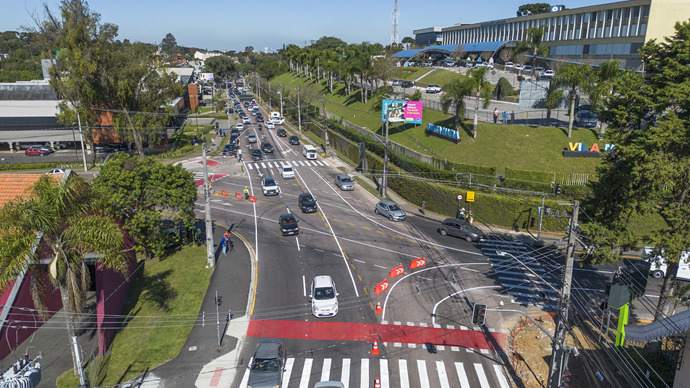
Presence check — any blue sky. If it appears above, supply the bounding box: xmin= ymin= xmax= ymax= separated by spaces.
xmin=3 ymin=0 xmax=602 ymax=52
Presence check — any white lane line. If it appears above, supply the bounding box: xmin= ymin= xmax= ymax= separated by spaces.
xmin=302 ymin=275 xmax=306 ymax=297
xmin=360 ymin=359 xmax=369 ymax=388
xmin=299 ymin=358 xmax=313 ymax=388
xmin=341 ymin=358 xmax=351 ymax=388
xmin=296 ymin=237 xmax=300 ymax=251
xmin=374 ymin=264 xmax=387 ymax=269
xmin=454 ymin=362 xmax=470 ymax=388
xmin=417 ymin=360 xmax=430 ymax=388
xmin=380 ymin=359 xmax=389 ymax=388
xmin=281 ymin=358 xmax=294 ymax=388
xmin=321 ymin=358 xmax=332 ymax=382
xmin=239 ymin=357 xmax=252 ymax=387
xmin=314 ymin=248 xmax=324 ymax=252
xmin=437 ymin=361 xmax=450 ymax=388
xmin=493 ymin=364 xmax=510 ymax=388
xmin=299 ymin=161 xmax=306 ymax=166
xmin=260 ymin=162 xmax=266 ymax=168
xmin=474 ymin=363 xmax=490 ymax=388
xmin=246 ymin=163 xmax=253 ymax=170
xmin=353 ymin=259 xmax=366 ymax=264
xmin=398 ymin=359 xmax=409 ymax=388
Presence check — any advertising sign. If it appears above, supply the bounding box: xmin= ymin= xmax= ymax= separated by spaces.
xmin=381 ymin=99 xmax=423 ymax=124
xmin=199 ymin=72 xmax=214 ymax=81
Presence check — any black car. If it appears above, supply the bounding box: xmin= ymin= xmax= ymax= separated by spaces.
xmin=257 ymin=116 xmax=264 ymax=122
xmin=289 ymin=136 xmax=300 ymax=145
xmin=277 ymin=128 xmax=287 ymax=137
xmin=278 ymin=213 xmax=299 ymax=236
xmin=574 ymin=110 xmax=598 ymax=128
xmin=439 ymin=218 xmax=484 ymax=242
xmin=222 ymin=144 xmax=236 ymax=156
xmin=247 ymin=339 xmax=286 ymax=388
xmin=401 ymin=80 xmax=414 ymax=88
xmin=298 ymin=193 xmax=317 ymax=213
xmin=261 ymin=141 xmax=274 ymax=153
xmin=251 ymin=148 xmax=263 ymax=160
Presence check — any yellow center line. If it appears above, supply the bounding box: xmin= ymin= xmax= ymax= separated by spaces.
xmin=332 ymin=219 xmax=342 ymax=222
xmin=392 ymin=235 xmax=403 ymax=239
xmin=346 ymin=222 xmax=356 ymax=226
xmin=361 ymin=226 xmax=372 ymax=230
xmin=369 ymin=301 xmax=374 ymax=310
xmin=363 ymin=287 xmax=368 ymax=295
xmin=357 ymin=274 xmax=362 ymax=281
xmin=408 ymin=239 xmax=417 ymax=243
xmin=377 ymin=230 xmax=386 ymax=235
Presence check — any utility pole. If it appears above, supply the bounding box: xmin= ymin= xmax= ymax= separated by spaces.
xmin=537 ymin=194 xmax=546 ymax=240
xmin=547 ymin=200 xmax=579 ymax=388
xmin=202 ymin=145 xmax=215 ymax=268
xmin=279 ymin=91 xmax=283 ymax=118
xmin=297 ymin=88 xmax=302 ymax=133
xmin=382 ymin=112 xmax=390 ymax=198
xmin=76 ymin=110 xmax=88 ymax=172
xmin=322 ymin=98 xmax=330 ymax=158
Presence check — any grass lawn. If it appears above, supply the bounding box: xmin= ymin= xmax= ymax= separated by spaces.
xmin=418 ymin=68 xmax=466 ymax=87
xmin=56 ymin=244 xmax=211 ymax=387
xmin=391 ymin=67 xmax=432 ymax=81
xmin=270 ymin=73 xmax=601 ymax=175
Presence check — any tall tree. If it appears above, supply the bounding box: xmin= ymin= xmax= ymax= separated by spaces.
xmin=160 ymin=32 xmax=177 ymax=53
xmin=440 ymin=78 xmax=473 ymax=134
xmin=0 ymin=174 xmax=127 ymax=374
xmin=583 ymin=21 xmax=690 ymax=321
xmin=466 ymin=67 xmax=493 ymax=138
xmin=550 ymin=63 xmax=590 ymax=137
xmin=514 ymin=26 xmax=549 ymax=72
xmin=582 ymin=60 xmax=622 ymax=134
xmin=517 ymin=3 xmax=553 ymax=16
xmin=310 ymin=36 xmax=346 ymax=51
xmin=92 ymin=153 xmax=197 ymax=260
xmin=204 ymin=55 xmax=237 ymax=80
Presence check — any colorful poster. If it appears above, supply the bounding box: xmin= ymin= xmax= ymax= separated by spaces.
xmin=199 ymin=72 xmax=214 ymax=81
xmin=381 ymin=100 xmax=423 ymax=124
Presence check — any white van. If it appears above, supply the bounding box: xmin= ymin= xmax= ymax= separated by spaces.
xmin=270 ymin=111 xmax=281 ymax=119
xmin=303 ymin=145 xmax=317 ymax=160
xmin=644 ymin=246 xmax=690 ymax=280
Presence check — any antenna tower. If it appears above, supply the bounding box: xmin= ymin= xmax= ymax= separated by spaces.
xmin=391 ymin=0 xmax=399 ymax=48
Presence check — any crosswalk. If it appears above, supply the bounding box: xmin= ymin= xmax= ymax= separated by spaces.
xmin=239 ymin=357 xmax=510 ymax=388
xmin=245 ymin=160 xmax=327 ymax=170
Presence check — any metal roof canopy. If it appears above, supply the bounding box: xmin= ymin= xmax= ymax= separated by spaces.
xmin=392 ymin=41 xmax=512 ymax=59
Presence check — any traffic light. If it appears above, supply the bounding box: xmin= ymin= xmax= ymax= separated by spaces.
xmin=555 ymin=184 xmax=563 ymax=195
xmin=472 ymin=303 xmax=487 ymax=326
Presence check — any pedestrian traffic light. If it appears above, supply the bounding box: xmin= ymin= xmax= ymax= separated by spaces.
xmin=555 ymin=184 xmax=563 ymax=195
xmin=472 ymin=303 xmax=487 ymax=326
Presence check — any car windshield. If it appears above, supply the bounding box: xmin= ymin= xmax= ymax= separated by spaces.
xmin=388 ymin=204 xmax=400 ymax=211
xmin=282 ymin=217 xmax=296 ymax=224
xmin=284 ymin=167 xmax=293 ymax=172
xmin=340 ymin=177 xmax=352 ymax=183
xmin=301 ymin=195 xmax=315 ymax=204
xmin=251 ymin=358 xmax=280 ymax=373
xmin=314 ymin=287 xmax=335 ymax=300
xmin=265 ymin=178 xmax=275 ymax=186
xmin=580 ymin=111 xmax=596 ymax=119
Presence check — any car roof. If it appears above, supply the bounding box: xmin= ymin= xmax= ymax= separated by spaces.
xmin=299 ymin=192 xmax=313 ymax=199
xmin=264 ymin=177 xmax=275 ymax=183
xmin=280 ymin=213 xmax=296 ymax=220
xmin=378 ymin=200 xmax=396 ymax=206
xmin=313 ymin=275 xmax=334 ymax=288
xmin=336 ymin=174 xmax=349 ymax=179
xmin=255 ymin=339 xmax=283 ymax=359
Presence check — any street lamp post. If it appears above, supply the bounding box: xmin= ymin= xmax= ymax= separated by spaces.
xmin=296 ymin=88 xmax=301 ymax=133
xmin=278 ymin=91 xmax=283 ymax=118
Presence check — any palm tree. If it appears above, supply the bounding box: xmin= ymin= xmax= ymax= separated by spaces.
xmin=441 ymin=78 xmax=473 ymax=134
xmin=515 ymin=26 xmax=550 ymax=75
xmin=466 ymin=67 xmax=494 ymax=138
xmin=323 ymin=50 xmax=340 ymax=94
xmin=0 ymin=174 xmax=127 ymax=374
xmin=583 ymin=60 xmax=621 ymax=135
xmin=551 ymin=63 xmax=591 ymax=137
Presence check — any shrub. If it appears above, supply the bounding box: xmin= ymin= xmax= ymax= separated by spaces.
xmin=493 ymin=77 xmax=514 ymax=99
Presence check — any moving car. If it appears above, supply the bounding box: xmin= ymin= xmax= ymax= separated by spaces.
xmin=643 ymin=246 xmax=690 ymax=280
xmin=265 ymin=121 xmax=275 ymax=130
xmin=236 ymin=123 xmax=244 ymax=131
xmin=310 ymin=275 xmax=338 ymax=318
xmin=303 ymin=145 xmax=317 ymax=160
xmin=392 ymin=79 xmax=402 ymax=86
xmin=280 ymin=165 xmax=295 ymax=179
xmin=247 ymin=339 xmax=286 ymax=388
xmin=401 ymin=80 xmax=414 ymax=88
xmin=261 ymin=141 xmax=274 ymax=154
xmin=278 ymin=213 xmax=299 ymax=236
xmin=298 ymin=193 xmax=317 ymax=213
xmin=438 ymin=218 xmax=484 ymax=242
xmin=247 ymin=134 xmax=257 ymax=143
xmin=222 ymin=144 xmax=236 ymax=156
xmin=574 ymin=110 xmax=598 ymax=128
xmin=334 ymin=174 xmax=355 ymax=191
xmin=277 ymin=128 xmax=287 ymax=137
xmin=289 ymin=136 xmax=300 ymax=145
xmin=251 ymin=148 xmax=263 ymax=160
xmin=374 ymin=200 xmax=406 ymax=221
xmin=425 ymin=84 xmax=442 ymax=93
xmin=25 ymin=146 xmax=51 ymax=156
xmin=314 ymin=382 xmax=346 ymax=388
xmin=262 ymin=177 xmax=280 ymax=196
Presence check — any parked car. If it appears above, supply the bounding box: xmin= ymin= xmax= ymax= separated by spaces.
xmin=543 ymin=69 xmax=555 ymax=77
xmin=289 ymin=136 xmax=300 ymax=145
xmin=247 ymin=134 xmax=257 ymax=143
xmin=310 ymin=275 xmax=339 ymax=318
xmin=523 ymin=65 xmax=533 ymax=73
xmin=251 ymin=148 xmax=263 ymax=160
xmin=298 ymin=193 xmax=317 ymax=213
xmin=392 ymin=79 xmax=402 ymax=86
xmin=46 ymin=168 xmax=66 ymax=174
xmin=439 ymin=218 xmax=484 ymax=242
xmin=534 ymin=66 xmax=545 ymax=74
xmin=277 ymin=128 xmax=287 ymax=137
xmin=25 ymin=146 xmax=51 ymax=156
xmin=401 ymin=81 xmax=414 ymax=88
xmin=574 ymin=104 xmax=600 ymax=117
xmin=261 ymin=141 xmax=274 ymax=154
xmin=374 ymin=200 xmax=406 ymax=221
xmin=514 ymin=64 xmax=523 ymax=70
xmin=278 ymin=213 xmax=299 ymax=236
xmin=425 ymin=84 xmax=442 ymax=93
xmin=280 ymin=165 xmax=295 ymax=179
xmin=574 ymin=110 xmax=598 ymax=128
xmin=334 ymin=174 xmax=355 ymax=191
xmin=247 ymin=339 xmax=286 ymax=388
xmin=262 ymin=177 xmax=280 ymax=196
xmin=505 ymin=62 xmax=514 ymax=68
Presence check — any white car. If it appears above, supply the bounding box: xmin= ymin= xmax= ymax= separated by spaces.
xmin=261 ymin=177 xmax=280 ymax=196
xmin=543 ymin=69 xmax=555 ymax=77
xmin=271 ymin=117 xmax=284 ymax=125
xmin=310 ymin=275 xmax=339 ymax=318
xmin=514 ymin=64 xmax=523 ymax=70
xmin=425 ymin=84 xmax=442 ymax=93
xmin=280 ymin=165 xmax=295 ymax=179
xmin=505 ymin=62 xmax=514 ymax=68
xmin=265 ymin=121 xmax=275 ymax=130
xmin=236 ymin=123 xmax=244 ymax=131
xmin=46 ymin=168 xmax=66 ymax=175
xmin=242 ymin=117 xmax=251 ymax=124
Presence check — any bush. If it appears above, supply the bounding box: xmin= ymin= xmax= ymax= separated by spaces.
xmin=494 ymin=77 xmax=514 ymax=99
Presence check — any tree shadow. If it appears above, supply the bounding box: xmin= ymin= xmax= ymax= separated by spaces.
xmin=344 ymin=90 xmax=362 ymax=106
xmin=140 ymin=270 xmax=177 ymax=312
xmin=432 ymin=117 xmax=473 ymax=138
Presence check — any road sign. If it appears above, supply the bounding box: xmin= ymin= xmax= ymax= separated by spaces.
xmin=456 ymin=194 xmax=463 ymax=201
xmin=374 ymin=279 xmax=389 ymax=295
xmin=409 ymin=257 xmax=427 ymax=269
xmin=466 ymin=191 xmax=475 ymax=202
xmin=389 ymin=265 xmax=404 ymax=278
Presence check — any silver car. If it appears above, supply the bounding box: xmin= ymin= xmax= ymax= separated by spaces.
xmin=247 ymin=339 xmax=286 ymax=388
xmin=374 ymin=200 xmax=406 ymax=221
xmin=334 ymin=174 xmax=354 ymax=191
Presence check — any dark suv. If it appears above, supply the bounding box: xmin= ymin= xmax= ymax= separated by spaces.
xmin=438 ymin=218 xmax=484 ymax=242
xmin=401 ymin=81 xmax=414 ymax=88
xmin=261 ymin=141 xmax=274 ymax=153
xmin=298 ymin=193 xmax=317 ymax=213
xmin=278 ymin=213 xmax=299 ymax=236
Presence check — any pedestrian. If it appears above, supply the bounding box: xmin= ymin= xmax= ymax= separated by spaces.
xmin=222 ymin=129 xmax=226 ymax=137
xmin=211 ymin=138 xmax=216 ymax=147
xmin=238 ymin=148 xmax=243 ymax=161
xmin=221 ymin=236 xmax=228 ymax=255
xmin=468 ymin=210 xmax=475 ymax=224
xmin=503 ymin=110 xmax=508 ymax=125
xmin=511 ymin=111 xmax=515 ymax=125
xmin=223 ymin=229 xmax=231 ymax=241
xmin=215 ymin=129 xmax=219 ymax=137
xmin=243 ymin=186 xmax=249 ymax=199
xmin=193 ymin=136 xmax=198 ymax=146
xmin=421 ymin=200 xmax=426 ymax=215
xmin=458 ymin=207 xmax=466 ymax=220
xmin=493 ymin=108 xmax=499 ymax=124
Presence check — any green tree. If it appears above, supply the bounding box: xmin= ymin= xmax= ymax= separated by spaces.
xmin=466 ymin=67 xmax=493 ymax=138
xmin=204 ymin=55 xmax=237 ymax=80
xmin=517 ymin=3 xmax=553 ymax=16
xmin=92 ymin=153 xmax=197 ymax=260
xmin=160 ymin=32 xmax=177 ymax=53
xmin=583 ymin=21 xmax=690 ymax=321
xmin=514 ymin=26 xmax=549 ymax=72
xmin=0 ymin=174 xmax=127 ymax=374
xmin=310 ymin=36 xmax=346 ymax=51
xmin=582 ymin=60 xmax=622 ymax=134
xmin=402 ymin=36 xmax=415 ymax=46
xmin=440 ymin=78 xmax=472 ymax=134
xmin=550 ymin=63 xmax=590 ymax=137
xmin=493 ymin=77 xmax=514 ymax=99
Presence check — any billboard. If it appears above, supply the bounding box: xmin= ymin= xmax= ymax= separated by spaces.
xmin=381 ymin=99 xmax=423 ymax=124
xmin=199 ymin=72 xmax=214 ymax=81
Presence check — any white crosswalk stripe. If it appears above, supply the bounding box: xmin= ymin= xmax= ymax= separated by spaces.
xmin=247 ymin=356 xmax=509 ymax=388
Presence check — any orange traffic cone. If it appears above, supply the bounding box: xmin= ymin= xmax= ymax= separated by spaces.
xmin=374 ymin=377 xmax=381 ymax=388
xmin=221 ymin=190 xmax=228 ymax=197
xmin=375 ymin=301 xmax=382 ymax=314
xmin=372 ymin=341 xmax=380 ymax=355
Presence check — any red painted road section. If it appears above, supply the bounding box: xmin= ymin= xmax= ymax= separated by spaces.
xmin=194 ymin=174 xmax=226 ymax=186
xmin=199 ymin=160 xmax=220 ymax=166
xmin=247 ymin=320 xmax=506 ymax=350
xmin=209 ymin=367 xmax=223 ymax=386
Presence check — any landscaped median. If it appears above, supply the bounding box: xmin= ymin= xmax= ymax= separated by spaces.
xmin=56 ymin=244 xmax=211 ymax=387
